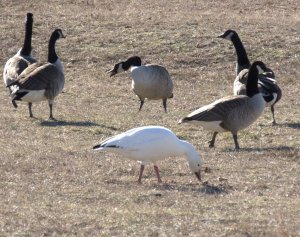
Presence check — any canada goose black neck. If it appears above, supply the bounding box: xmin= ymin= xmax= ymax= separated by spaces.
xmin=122 ymin=56 xmax=142 ymax=71
xmin=48 ymin=29 xmax=61 ymax=64
xmin=231 ymin=32 xmax=251 ymax=69
xmin=246 ymin=61 xmax=262 ymax=97
xmin=20 ymin=13 xmax=33 ymax=56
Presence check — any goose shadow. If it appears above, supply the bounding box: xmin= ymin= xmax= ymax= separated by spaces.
xmin=40 ymin=120 xmax=117 ymax=130
xmin=155 ymin=182 xmax=232 ymax=195
xmin=103 ymin=178 xmax=231 ymax=195
xmin=222 ymin=145 xmax=296 ymax=153
xmin=279 ymin=122 xmax=300 ymax=129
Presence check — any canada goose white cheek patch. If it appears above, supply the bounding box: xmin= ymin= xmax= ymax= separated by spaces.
xmin=225 ymin=32 xmax=234 ymax=40
xmin=118 ymin=63 xmax=124 ymax=73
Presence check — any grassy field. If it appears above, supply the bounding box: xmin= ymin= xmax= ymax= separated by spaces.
xmin=0 ymin=0 xmax=299 ymax=236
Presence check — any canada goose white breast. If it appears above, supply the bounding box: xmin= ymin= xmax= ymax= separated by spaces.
xmin=130 ymin=65 xmax=173 ymax=99
xmin=53 ymin=58 xmax=64 ymax=74
xmin=229 ymin=93 xmax=265 ymax=131
xmin=233 ymin=69 xmax=248 ymax=95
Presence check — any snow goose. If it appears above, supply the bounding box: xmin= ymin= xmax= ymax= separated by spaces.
xmin=8 ymin=29 xmax=65 ymax=119
xmin=179 ymin=61 xmax=266 ymax=150
xmin=3 ymin=13 xmax=36 ymax=108
xmin=108 ymin=56 xmax=174 ymax=112
xmin=218 ymin=29 xmax=282 ymax=124
xmin=93 ymin=126 xmax=202 ymax=183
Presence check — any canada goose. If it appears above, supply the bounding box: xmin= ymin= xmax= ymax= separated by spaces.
xmin=93 ymin=126 xmax=202 ymax=183
xmin=218 ymin=29 xmax=282 ymax=124
xmin=108 ymin=56 xmax=174 ymax=112
xmin=3 ymin=13 xmax=36 ymax=108
xmin=179 ymin=61 xmax=266 ymax=150
xmin=8 ymin=29 xmax=65 ymax=120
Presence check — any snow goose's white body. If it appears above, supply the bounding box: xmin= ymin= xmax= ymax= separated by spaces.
xmin=93 ymin=126 xmax=202 ymax=183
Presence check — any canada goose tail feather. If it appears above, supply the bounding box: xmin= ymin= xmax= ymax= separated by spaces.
xmin=11 ymin=91 xmax=29 ymax=101
xmin=178 ymin=117 xmax=192 ymax=124
xmin=6 ymin=79 xmax=20 ymax=88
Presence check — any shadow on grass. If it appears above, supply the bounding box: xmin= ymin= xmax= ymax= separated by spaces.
xmin=222 ymin=145 xmax=296 ymax=153
xmin=40 ymin=120 xmax=118 ymax=130
xmin=155 ymin=182 xmax=232 ymax=195
xmin=281 ymin=122 xmax=300 ymax=129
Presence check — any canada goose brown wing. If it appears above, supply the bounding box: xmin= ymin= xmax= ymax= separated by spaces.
xmin=185 ymin=95 xmax=248 ymax=122
xmin=17 ymin=63 xmax=63 ymax=90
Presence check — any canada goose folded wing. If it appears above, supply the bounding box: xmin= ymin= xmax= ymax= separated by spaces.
xmin=15 ymin=63 xmax=63 ymax=91
xmin=183 ymin=95 xmax=248 ymax=122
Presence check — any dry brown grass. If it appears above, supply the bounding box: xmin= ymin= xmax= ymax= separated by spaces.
xmin=0 ymin=0 xmax=299 ymax=236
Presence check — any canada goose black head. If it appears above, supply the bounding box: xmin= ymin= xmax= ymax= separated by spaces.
xmin=53 ymin=28 xmax=66 ymax=39
xmin=48 ymin=29 xmax=65 ymax=64
xmin=217 ymin=29 xmax=237 ymax=40
xmin=109 ymin=56 xmax=142 ymax=77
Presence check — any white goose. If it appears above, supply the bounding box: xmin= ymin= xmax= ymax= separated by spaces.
xmin=108 ymin=56 xmax=174 ymax=112
xmin=93 ymin=126 xmax=202 ymax=183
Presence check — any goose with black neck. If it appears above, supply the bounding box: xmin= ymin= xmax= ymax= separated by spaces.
xmin=108 ymin=56 xmax=174 ymax=112
xmin=179 ymin=61 xmax=266 ymax=150
xmin=3 ymin=13 xmax=36 ymax=108
xmin=218 ymin=29 xmax=282 ymax=124
xmin=8 ymin=29 xmax=65 ymax=120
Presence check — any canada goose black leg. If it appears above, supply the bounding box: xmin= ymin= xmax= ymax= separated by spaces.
xmin=162 ymin=98 xmax=167 ymax=113
xmin=138 ymin=100 xmax=144 ymax=112
xmin=154 ymin=165 xmax=162 ymax=183
xmin=49 ymin=103 xmax=55 ymax=120
xmin=271 ymin=105 xmax=276 ymax=125
xmin=138 ymin=164 xmax=145 ymax=183
xmin=12 ymin=100 xmax=18 ymax=108
xmin=9 ymin=88 xmax=18 ymax=108
xmin=232 ymin=133 xmax=240 ymax=150
xmin=209 ymin=132 xmax=218 ymax=148
xmin=28 ymin=102 xmax=33 ymax=117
